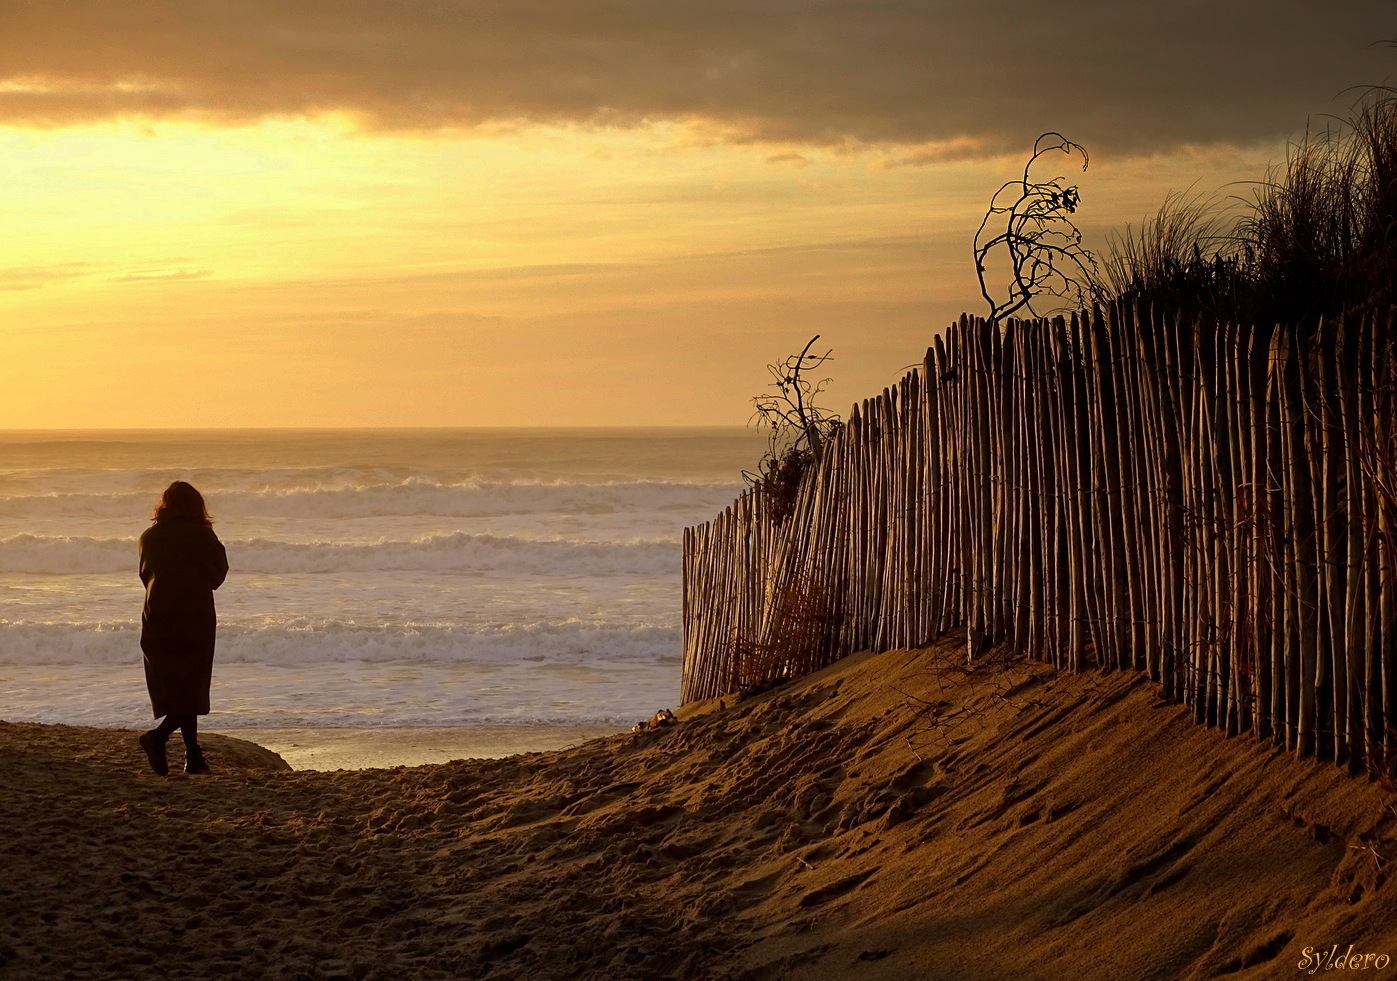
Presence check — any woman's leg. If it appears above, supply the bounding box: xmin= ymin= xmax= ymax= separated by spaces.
xmin=179 ymin=716 xmax=209 ymax=774
xmin=141 ymin=714 xmax=206 ymax=774
xmin=150 ymin=714 xmax=182 ymax=740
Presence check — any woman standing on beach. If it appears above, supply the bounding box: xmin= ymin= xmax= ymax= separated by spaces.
xmin=137 ymin=481 xmax=228 ymax=776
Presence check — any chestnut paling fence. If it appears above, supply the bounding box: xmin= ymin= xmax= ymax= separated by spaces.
xmin=682 ymin=305 xmax=1397 ymax=769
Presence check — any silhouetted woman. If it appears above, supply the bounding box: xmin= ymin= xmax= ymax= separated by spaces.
xmin=137 ymin=481 xmax=228 ymax=776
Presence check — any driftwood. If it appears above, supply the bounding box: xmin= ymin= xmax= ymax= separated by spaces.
xmin=631 ymin=709 xmax=676 ymax=733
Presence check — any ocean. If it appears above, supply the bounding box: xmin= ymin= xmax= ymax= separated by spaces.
xmin=0 ymin=428 xmax=760 ymax=730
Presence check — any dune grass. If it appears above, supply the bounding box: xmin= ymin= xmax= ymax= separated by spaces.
xmin=1105 ymin=86 xmax=1397 ymax=328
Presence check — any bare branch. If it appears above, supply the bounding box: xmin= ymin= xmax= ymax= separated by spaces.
xmin=746 ymin=335 xmax=845 ymax=523
xmin=974 ymin=132 xmax=1106 ymax=323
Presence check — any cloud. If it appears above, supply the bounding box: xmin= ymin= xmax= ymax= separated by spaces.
xmin=111 ymin=268 xmax=213 ymax=283
xmin=0 ymin=1 xmax=1392 ymax=155
xmin=0 ymin=263 xmax=91 ymax=291
xmin=771 ymin=151 xmax=815 ymax=166
xmin=872 ymin=137 xmax=996 ymax=169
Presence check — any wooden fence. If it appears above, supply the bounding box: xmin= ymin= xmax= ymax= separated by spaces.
xmin=682 ymin=305 xmax=1397 ymax=769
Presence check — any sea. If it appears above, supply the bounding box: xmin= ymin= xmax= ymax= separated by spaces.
xmin=0 ymin=428 xmax=760 ymax=730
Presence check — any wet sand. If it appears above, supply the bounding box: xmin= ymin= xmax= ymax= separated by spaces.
xmin=217 ymin=725 xmax=624 ymax=770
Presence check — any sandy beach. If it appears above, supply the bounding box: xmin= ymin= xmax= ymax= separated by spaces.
xmin=4 ymin=637 xmax=1396 ymax=980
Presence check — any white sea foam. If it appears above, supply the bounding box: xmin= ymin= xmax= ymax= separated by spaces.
xmin=0 ymin=531 xmax=679 ymax=576
xmin=0 ymin=618 xmax=679 ymax=667
xmin=0 ymin=478 xmax=742 ymax=522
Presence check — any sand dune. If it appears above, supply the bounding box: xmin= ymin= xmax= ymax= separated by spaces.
xmin=3 ymin=639 xmax=1395 ymax=980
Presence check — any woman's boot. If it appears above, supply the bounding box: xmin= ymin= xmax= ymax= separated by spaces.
xmin=138 ymin=731 xmax=169 ymax=776
xmin=184 ymin=744 xmax=210 ymax=775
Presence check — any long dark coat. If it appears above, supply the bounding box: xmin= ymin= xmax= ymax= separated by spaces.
xmin=138 ymin=517 xmax=229 ymax=718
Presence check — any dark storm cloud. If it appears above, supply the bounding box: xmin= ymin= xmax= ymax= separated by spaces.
xmin=1 ymin=0 xmax=1391 ymax=154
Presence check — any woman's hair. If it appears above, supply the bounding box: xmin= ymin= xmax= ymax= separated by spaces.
xmin=151 ymin=481 xmax=213 ymax=526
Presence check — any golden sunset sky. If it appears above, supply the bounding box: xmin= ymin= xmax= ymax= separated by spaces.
xmin=0 ymin=2 xmax=1391 ymax=427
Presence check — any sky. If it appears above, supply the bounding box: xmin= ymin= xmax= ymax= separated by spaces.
xmin=0 ymin=1 xmax=1392 ymax=428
